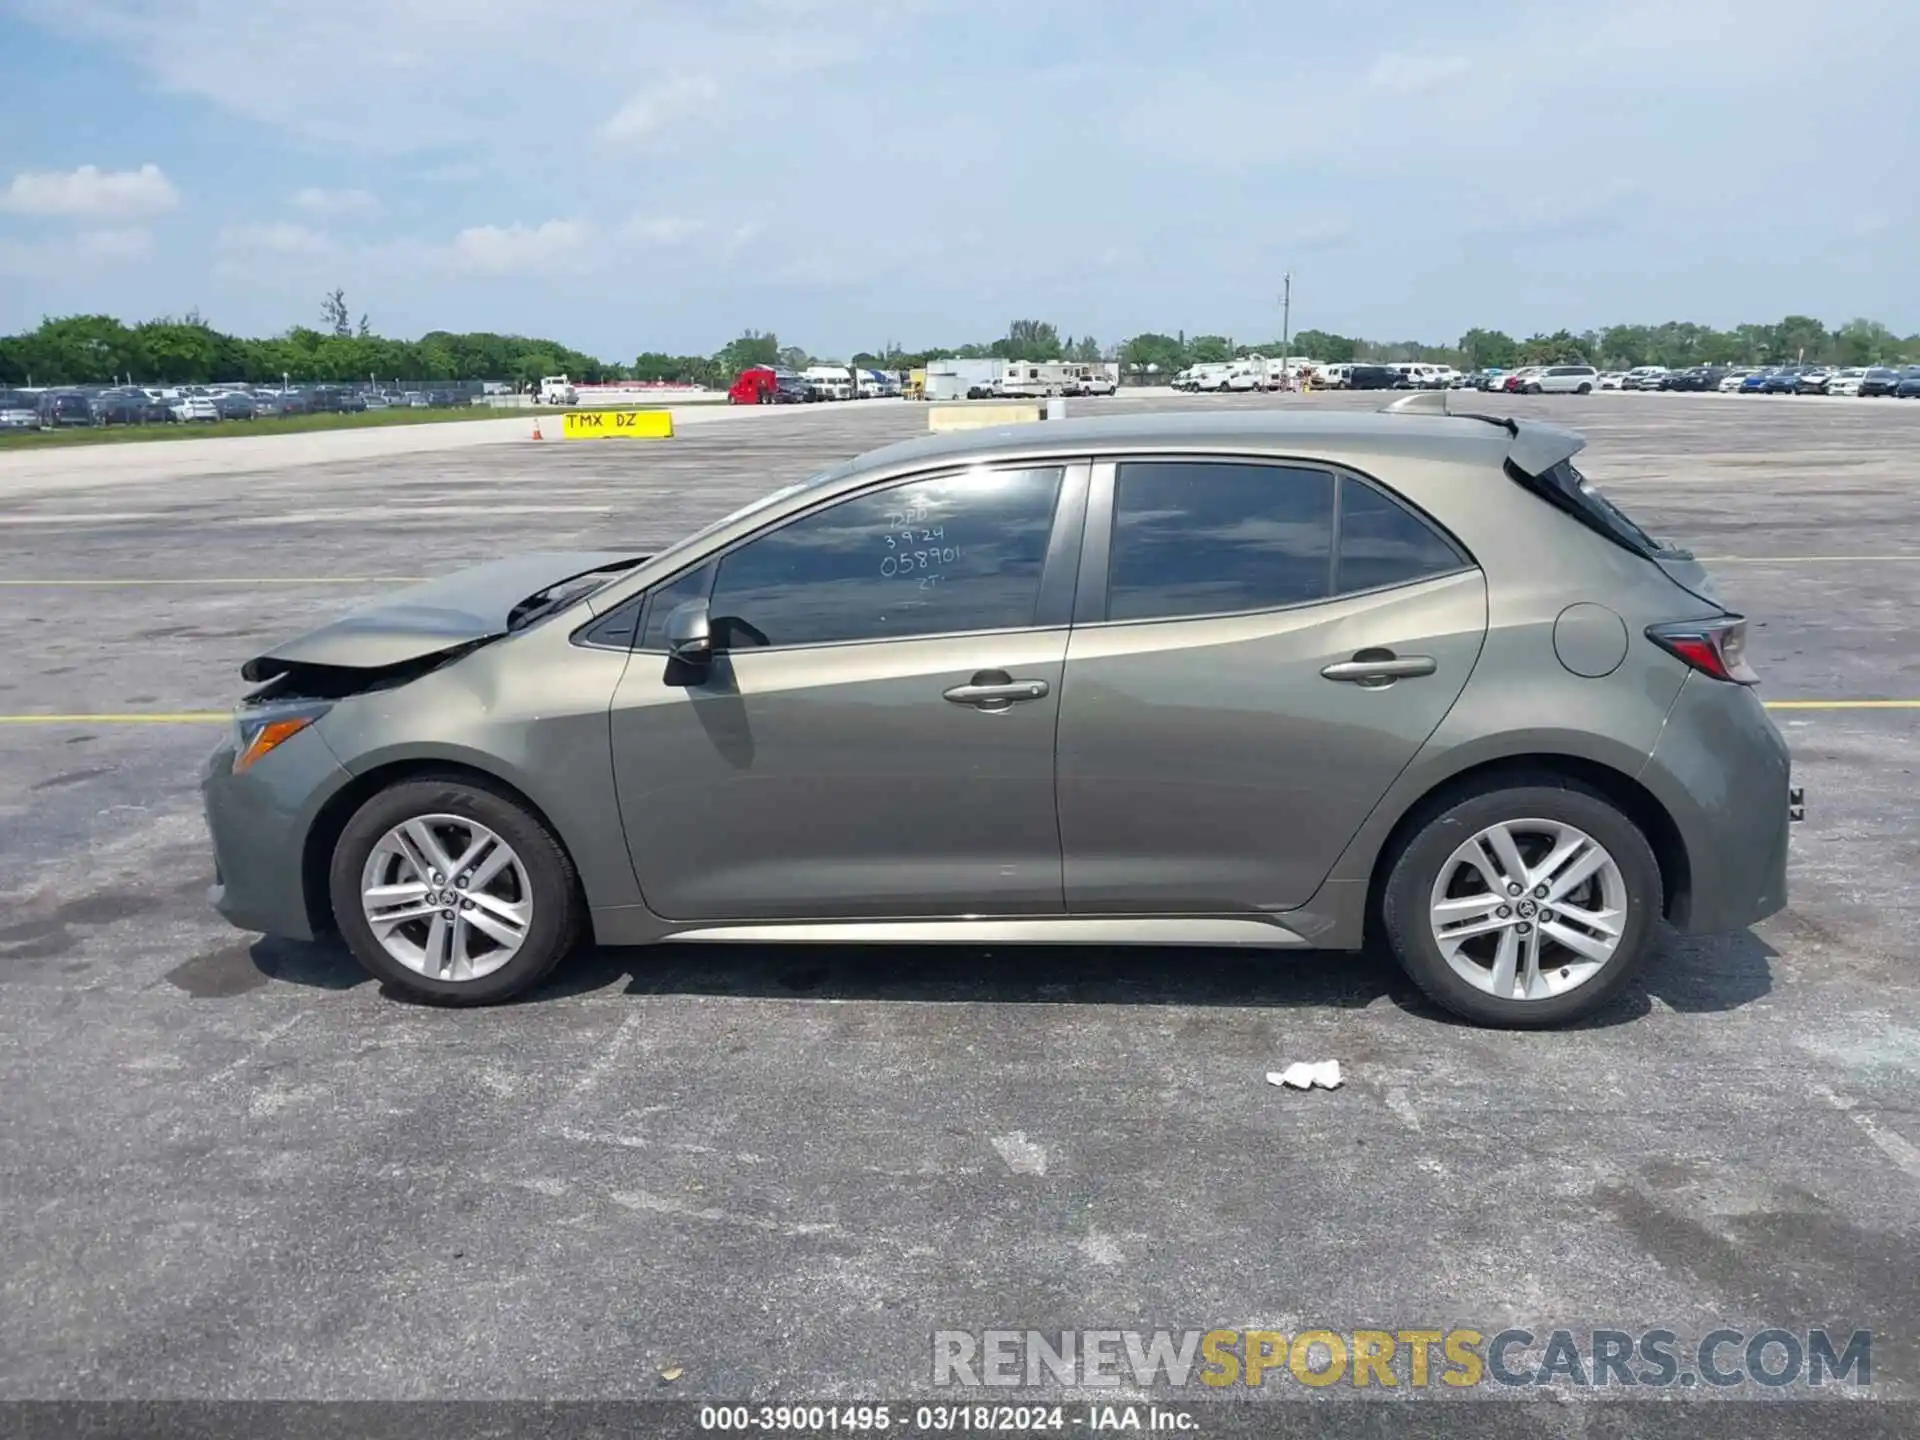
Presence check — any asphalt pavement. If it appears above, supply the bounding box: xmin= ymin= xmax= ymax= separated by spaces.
xmin=2 ymin=390 xmax=1917 ymax=1408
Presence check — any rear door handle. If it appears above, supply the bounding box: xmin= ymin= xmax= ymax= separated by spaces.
xmin=1320 ymin=652 xmax=1436 ymax=685
xmin=943 ymin=677 xmax=1051 ymax=708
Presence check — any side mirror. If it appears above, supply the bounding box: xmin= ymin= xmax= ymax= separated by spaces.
xmin=664 ymin=597 xmax=712 ymax=662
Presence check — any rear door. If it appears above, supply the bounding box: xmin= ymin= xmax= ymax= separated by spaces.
xmin=611 ymin=461 xmax=1089 ymax=922
xmin=1056 ymin=457 xmax=1488 ymax=914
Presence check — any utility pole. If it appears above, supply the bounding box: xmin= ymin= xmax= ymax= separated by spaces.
xmin=1280 ymin=273 xmax=1293 ymax=390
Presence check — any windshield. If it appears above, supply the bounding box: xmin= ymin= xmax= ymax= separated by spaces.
xmin=645 ymin=467 xmax=847 ymax=569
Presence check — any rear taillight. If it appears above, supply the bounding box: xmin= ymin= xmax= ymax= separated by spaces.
xmin=1646 ymin=616 xmax=1759 ymax=685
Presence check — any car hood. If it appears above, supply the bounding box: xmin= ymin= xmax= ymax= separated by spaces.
xmin=241 ymin=550 xmax=643 ymax=681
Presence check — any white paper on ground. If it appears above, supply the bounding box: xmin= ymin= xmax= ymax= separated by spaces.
xmin=1266 ymin=1060 xmax=1343 ymax=1090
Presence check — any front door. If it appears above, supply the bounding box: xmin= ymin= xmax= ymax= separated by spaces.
xmin=1056 ymin=458 xmax=1489 ymax=913
xmin=612 ymin=462 xmax=1084 ymax=922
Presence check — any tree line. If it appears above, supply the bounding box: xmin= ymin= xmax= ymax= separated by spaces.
xmin=5 ymin=301 xmax=1915 ymax=389
xmin=1120 ymin=316 xmax=1919 ymax=375
xmin=0 ymin=297 xmax=618 ymax=388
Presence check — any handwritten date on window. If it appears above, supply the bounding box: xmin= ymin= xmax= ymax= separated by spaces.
xmin=881 ymin=503 xmax=962 ymax=587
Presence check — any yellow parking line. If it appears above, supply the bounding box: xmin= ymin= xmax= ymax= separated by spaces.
xmin=0 ymin=577 xmax=424 ymax=587
xmin=1699 ymin=556 xmax=1920 ymax=564
xmin=1765 ymin=700 xmax=1920 ymax=710
xmin=0 ymin=713 xmax=227 ymax=724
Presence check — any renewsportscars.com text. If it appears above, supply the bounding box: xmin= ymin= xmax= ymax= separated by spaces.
xmin=932 ymin=1327 xmax=1872 ymax=1390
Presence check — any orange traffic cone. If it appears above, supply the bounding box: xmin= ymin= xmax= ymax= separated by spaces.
xmin=531 ymin=416 xmax=544 ymax=440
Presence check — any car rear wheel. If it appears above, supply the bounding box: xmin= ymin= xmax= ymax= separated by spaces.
xmin=1576 ymin=382 xmax=1592 ymax=395
xmin=1380 ymin=778 xmax=1662 ymax=1028
xmin=329 ymin=777 xmax=583 ymax=1006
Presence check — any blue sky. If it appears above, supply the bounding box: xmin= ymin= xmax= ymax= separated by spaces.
xmin=2 ymin=0 xmax=1916 ymax=360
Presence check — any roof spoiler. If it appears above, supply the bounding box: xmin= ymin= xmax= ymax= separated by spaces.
xmin=1378 ymin=390 xmax=1451 ymax=416
xmin=1376 ymin=387 xmax=1585 ymax=470
xmin=1380 ymin=387 xmax=1519 ymax=437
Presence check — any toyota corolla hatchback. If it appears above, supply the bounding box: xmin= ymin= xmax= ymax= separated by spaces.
xmin=202 ymin=402 xmax=1796 ymax=1027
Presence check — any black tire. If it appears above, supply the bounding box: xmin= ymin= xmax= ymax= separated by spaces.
xmin=1576 ymin=382 xmax=1592 ymax=395
xmin=328 ymin=775 xmax=584 ymax=1006
xmin=1379 ymin=775 xmax=1662 ymax=1028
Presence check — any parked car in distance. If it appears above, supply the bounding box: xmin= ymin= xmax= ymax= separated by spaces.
xmin=1826 ymin=368 xmax=1867 ymax=398
xmin=90 ymin=389 xmax=148 ymax=426
xmin=171 ymin=395 xmax=220 ymax=422
xmin=1718 ymin=370 xmax=1756 ymax=392
xmin=1622 ymin=367 xmax=1669 ymax=391
xmin=1794 ymin=368 xmax=1835 ymax=395
xmin=1666 ymin=366 xmax=1730 ymax=393
xmin=0 ymin=389 xmax=41 ymax=428
xmin=215 ymin=391 xmax=257 ymax=420
xmin=1895 ymin=368 xmax=1920 ymax=398
xmin=1345 ymin=364 xmax=1401 ymax=390
xmin=38 ymin=390 xmax=95 ymax=427
xmin=1502 ymin=367 xmax=1544 ymax=393
xmin=1527 ymin=365 xmax=1598 ymax=395
xmin=1759 ymin=369 xmax=1804 ymax=394
xmin=1596 ymin=372 xmax=1626 ymax=391
xmin=203 ymin=406 xmax=1797 ymax=1029
xmin=1858 ymin=367 xmax=1903 ymax=397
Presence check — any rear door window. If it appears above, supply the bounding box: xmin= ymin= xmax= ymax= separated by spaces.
xmin=1107 ymin=461 xmax=1335 ymax=621
xmin=1334 ymin=477 xmax=1469 ymax=594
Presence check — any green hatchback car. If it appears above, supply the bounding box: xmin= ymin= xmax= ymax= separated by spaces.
xmin=203 ymin=402 xmax=1797 ymax=1026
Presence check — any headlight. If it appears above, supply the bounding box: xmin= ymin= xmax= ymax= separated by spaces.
xmin=232 ymin=700 xmax=332 ymax=773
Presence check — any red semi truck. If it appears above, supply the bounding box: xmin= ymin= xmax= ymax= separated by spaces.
xmin=728 ymin=367 xmax=808 ymax=404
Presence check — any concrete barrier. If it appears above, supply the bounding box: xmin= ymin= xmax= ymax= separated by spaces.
xmin=928 ymin=403 xmax=1042 ymax=433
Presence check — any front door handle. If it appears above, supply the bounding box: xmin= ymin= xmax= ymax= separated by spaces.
xmin=943 ymin=673 xmax=1051 ymax=709
xmin=1320 ymin=650 xmax=1437 ymax=686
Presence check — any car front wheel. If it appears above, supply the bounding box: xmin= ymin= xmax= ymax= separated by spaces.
xmin=329 ymin=776 xmax=583 ymax=1005
xmin=1380 ymin=777 xmax=1662 ymax=1028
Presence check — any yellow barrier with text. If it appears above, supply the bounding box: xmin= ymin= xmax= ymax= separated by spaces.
xmin=928 ymin=403 xmax=1042 ymax=433
xmin=561 ymin=409 xmax=674 ymax=439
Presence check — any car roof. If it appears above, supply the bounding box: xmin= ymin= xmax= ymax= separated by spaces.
xmin=837 ymin=407 xmax=1561 ymax=480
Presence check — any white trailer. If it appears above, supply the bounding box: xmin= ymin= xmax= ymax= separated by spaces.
xmin=802 ymin=365 xmax=854 ymax=401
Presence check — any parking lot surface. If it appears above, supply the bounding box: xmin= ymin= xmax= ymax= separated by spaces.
xmin=2 ymin=391 xmax=1918 ymax=1402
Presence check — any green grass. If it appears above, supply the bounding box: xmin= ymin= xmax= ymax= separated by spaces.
xmin=0 ymin=406 xmax=535 ymax=450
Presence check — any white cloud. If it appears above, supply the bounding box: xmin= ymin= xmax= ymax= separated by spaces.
xmin=1364 ymin=53 xmax=1470 ymax=95
xmin=77 ymin=227 xmax=154 ymax=259
xmin=451 ymin=218 xmax=592 ymax=274
xmin=721 ymin=222 xmax=764 ymax=256
xmin=601 ymin=75 xmax=721 ymax=143
xmin=220 ymin=221 xmax=334 ymax=255
xmin=0 ymin=227 xmax=153 ymax=275
xmin=291 ymin=186 xmax=376 ymax=216
xmin=622 ymin=215 xmax=703 ymax=244
xmin=0 ymin=163 xmax=179 ymax=218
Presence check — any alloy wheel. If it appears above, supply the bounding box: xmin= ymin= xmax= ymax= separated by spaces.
xmin=359 ymin=814 xmax=532 ymax=982
xmin=1427 ymin=818 xmax=1628 ymax=1002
